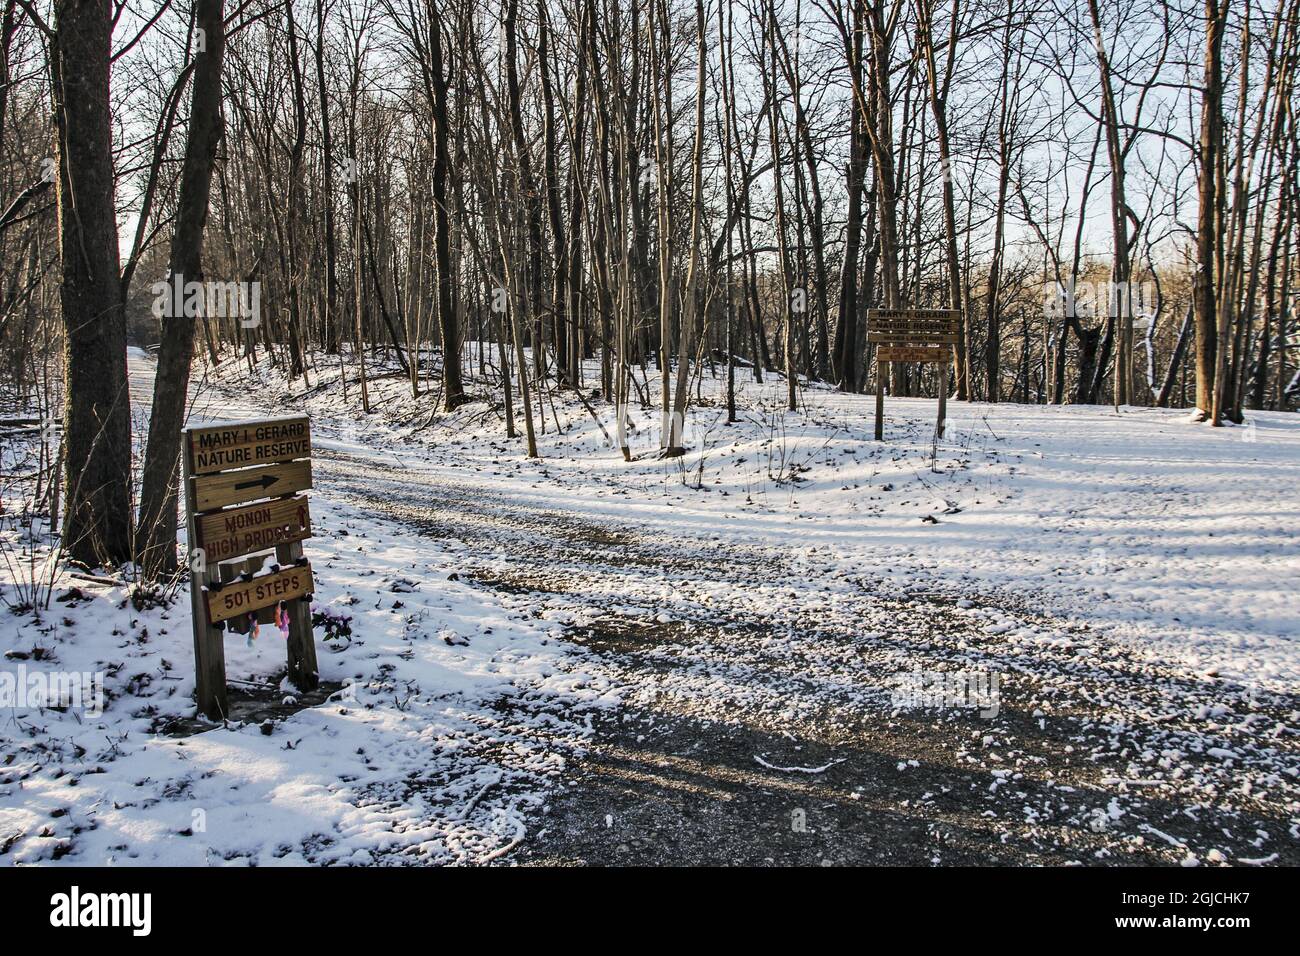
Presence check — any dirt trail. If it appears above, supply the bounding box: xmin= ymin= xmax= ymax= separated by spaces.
xmin=137 ymin=355 xmax=1299 ymax=866
xmin=313 ymin=449 xmax=1300 ymax=867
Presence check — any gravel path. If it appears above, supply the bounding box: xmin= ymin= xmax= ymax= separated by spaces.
xmin=145 ymin=354 xmax=1297 ymax=867
xmin=311 ymin=445 xmax=1300 ymax=867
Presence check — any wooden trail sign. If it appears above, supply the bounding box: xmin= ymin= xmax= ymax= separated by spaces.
xmin=207 ymin=562 xmax=315 ymax=624
xmin=196 ymin=494 xmax=312 ymax=562
xmin=193 ymin=460 xmax=312 ymax=511
xmin=877 ymin=346 xmax=953 ymax=364
xmin=182 ymin=415 xmax=319 ymax=720
xmin=868 ymin=308 xmax=961 ymax=441
xmin=187 ymin=416 xmax=310 ymax=475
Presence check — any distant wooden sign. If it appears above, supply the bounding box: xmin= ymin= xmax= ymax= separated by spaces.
xmin=192 ymin=460 xmax=312 ymax=512
xmin=187 ymin=416 xmax=311 ymax=475
xmin=876 ymin=346 xmax=953 ymax=364
xmin=206 ymin=561 xmax=315 ymax=625
xmin=867 ymin=331 xmax=958 ymax=345
xmin=182 ymin=414 xmax=318 ymax=720
xmin=196 ymin=494 xmax=312 ymax=562
xmin=867 ymin=307 xmax=963 ymax=326
xmin=868 ymin=308 xmax=962 ymax=441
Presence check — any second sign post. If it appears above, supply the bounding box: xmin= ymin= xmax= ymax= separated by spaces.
xmin=867 ymin=308 xmax=961 ymax=441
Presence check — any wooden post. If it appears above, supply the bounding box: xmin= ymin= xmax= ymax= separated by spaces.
xmin=874 ymin=359 xmax=887 ymax=441
xmin=937 ymin=358 xmax=949 ymax=438
xmin=182 ymin=427 xmax=228 ymax=721
xmin=279 ymin=539 xmax=319 ymax=691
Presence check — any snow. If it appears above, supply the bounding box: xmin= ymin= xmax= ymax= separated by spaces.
xmin=0 ymin=489 xmax=614 ymax=863
xmin=216 ymin=347 xmax=1300 ymax=690
xmin=753 ymin=755 xmax=845 ymax=773
xmin=2 ymin=345 xmax=1298 ymax=865
xmin=0 ymin=357 xmax=618 ymax=864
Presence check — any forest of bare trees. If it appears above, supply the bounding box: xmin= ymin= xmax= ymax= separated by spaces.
xmin=1 ymin=0 xmax=1297 ymax=571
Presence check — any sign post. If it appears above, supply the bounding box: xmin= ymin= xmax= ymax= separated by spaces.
xmin=182 ymin=416 xmax=318 ymax=720
xmin=867 ymin=309 xmax=961 ymax=441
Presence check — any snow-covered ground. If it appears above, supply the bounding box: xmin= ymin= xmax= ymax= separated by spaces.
xmin=1 ymin=345 xmax=1297 ymax=865
xmin=221 ymin=347 xmax=1300 ymax=689
xmin=0 ymin=350 xmax=616 ymax=864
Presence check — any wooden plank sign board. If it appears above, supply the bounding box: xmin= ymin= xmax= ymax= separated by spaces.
xmin=182 ymin=414 xmax=319 ymax=720
xmin=876 ymin=346 xmax=953 ymax=364
xmin=197 ymin=494 xmax=312 ymax=562
xmin=187 ymin=416 xmax=310 ymax=475
xmin=868 ymin=308 xmax=961 ymax=442
xmin=867 ymin=331 xmax=959 ymax=344
xmin=207 ymin=562 xmax=315 ymax=624
xmin=192 ymin=459 xmax=312 ymax=512
xmin=868 ymin=310 xmax=961 ymax=325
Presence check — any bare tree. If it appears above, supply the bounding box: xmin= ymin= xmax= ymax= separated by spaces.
xmin=137 ymin=0 xmax=228 ymax=577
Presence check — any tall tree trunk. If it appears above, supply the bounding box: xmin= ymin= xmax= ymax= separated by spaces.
xmin=765 ymin=0 xmax=797 ymax=411
xmin=833 ymin=0 xmax=866 ymax=392
xmin=566 ymin=0 xmax=593 ymax=390
xmin=1213 ymin=5 xmax=1256 ymax=425
xmin=53 ymin=0 xmax=133 ymax=567
xmin=283 ymin=0 xmax=309 ymax=380
xmin=865 ymin=0 xmax=901 ymax=310
xmin=915 ymin=0 xmax=968 ymax=400
xmin=1193 ymin=0 xmax=1230 ymax=420
xmin=774 ymin=14 xmax=829 ymax=382
xmin=503 ymin=0 xmax=545 ymax=379
xmin=719 ymin=0 xmax=739 ymax=420
xmin=666 ymin=0 xmax=708 ymax=454
xmin=428 ymin=0 xmax=465 ymax=408
xmin=137 ymin=0 xmax=227 ymax=577
xmin=538 ymin=1 xmax=569 ymax=387
xmin=984 ymin=4 xmax=1016 ymax=404
xmin=650 ymin=0 xmax=676 ymax=438
xmin=1087 ymin=0 xmax=1134 ymax=407
xmin=1254 ymin=178 xmax=1291 ymax=408
xmin=316 ymin=0 xmax=339 ymax=355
